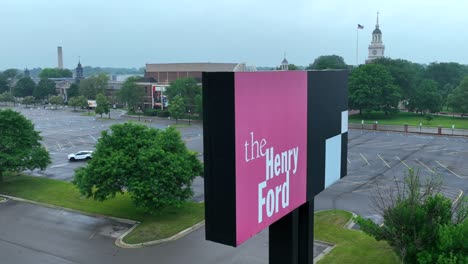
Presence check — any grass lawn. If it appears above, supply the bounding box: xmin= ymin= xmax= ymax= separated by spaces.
xmin=0 ymin=174 xmax=400 ymax=261
xmin=349 ymin=111 xmax=468 ymax=129
xmin=315 ymin=210 xmax=399 ymax=264
xmin=0 ymin=174 xmax=204 ymax=244
xmin=81 ymin=112 xmax=96 ymax=116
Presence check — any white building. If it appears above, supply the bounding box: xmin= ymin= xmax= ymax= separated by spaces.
xmin=366 ymin=12 xmax=385 ymax=63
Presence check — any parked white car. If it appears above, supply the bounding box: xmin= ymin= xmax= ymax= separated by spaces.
xmin=68 ymin=151 xmax=93 ymax=161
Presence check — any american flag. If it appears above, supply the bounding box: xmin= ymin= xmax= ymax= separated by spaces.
xmin=357 ymin=24 xmax=364 ymax=29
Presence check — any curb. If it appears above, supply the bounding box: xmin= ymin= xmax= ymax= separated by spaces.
xmin=0 ymin=193 xmax=138 ymax=225
xmin=115 ymin=220 xmax=206 ymax=249
xmin=0 ymin=193 xmax=205 ymax=249
xmin=313 ymin=240 xmax=336 ymax=264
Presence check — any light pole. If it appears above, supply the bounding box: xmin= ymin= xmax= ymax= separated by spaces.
xmin=188 ymin=109 xmax=191 ymax=125
xmin=138 ymin=107 xmax=141 ymax=121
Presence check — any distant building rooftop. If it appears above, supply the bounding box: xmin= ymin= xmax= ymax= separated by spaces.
xmin=145 ymin=63 xmax=240 ymax=72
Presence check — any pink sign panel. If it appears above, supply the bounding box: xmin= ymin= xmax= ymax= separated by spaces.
xmin=234 ymin=71 xmax=308 ymax=245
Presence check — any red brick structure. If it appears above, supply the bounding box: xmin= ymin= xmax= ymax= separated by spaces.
xmin=144 ymin=63 xmax=245 ymax=84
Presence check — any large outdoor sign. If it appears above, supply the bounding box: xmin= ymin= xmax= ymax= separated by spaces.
xmin=203 ymin=71 xmax=348 ymax=247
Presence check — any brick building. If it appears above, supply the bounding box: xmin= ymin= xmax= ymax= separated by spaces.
xmin=143 ymin=62 xmax=250 ymax=109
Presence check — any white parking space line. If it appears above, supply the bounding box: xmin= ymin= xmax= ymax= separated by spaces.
xmin=395 ymin=156 xmax=410 ymax=169
xmin=425 ymin=145 xmax=443 ymax=150
xmin=347 ymin=158 xmax=351 ymax=164
xmin=436 ymin=161 xmax=464 ymax=179
xmin=89 ymin=135 xmax=97 ymax=142
xmin=377 ymin=154 xmax=391 ymax=168
xmin=68 ymin=140 xmax=75 ymax=148
xmin=453 ymin=191 xmax=464 ymax=205
xmin=56 ymin=141 xmax=62 ymax=151
xmin=416 ymin=159 xmax=435 ymax=174
xmin=359 ymin=153 xmax=370 ymax=166
xmin=50 ymin=163 xmax=69 ymax=168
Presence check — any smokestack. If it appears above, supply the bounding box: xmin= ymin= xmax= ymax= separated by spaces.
xmin=57 ymin=46 xmax=63 ymax=69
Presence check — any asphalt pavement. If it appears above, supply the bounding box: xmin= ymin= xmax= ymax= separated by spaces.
xmin=1 ymin=106 xmax=467 ymax=264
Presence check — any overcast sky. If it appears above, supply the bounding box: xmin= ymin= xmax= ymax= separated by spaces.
xmin=1 ymin=0 xmax=467 ymax=70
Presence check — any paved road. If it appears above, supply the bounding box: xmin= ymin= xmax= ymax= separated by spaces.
xmin=1 ymin=106 xmax=467 ymax=263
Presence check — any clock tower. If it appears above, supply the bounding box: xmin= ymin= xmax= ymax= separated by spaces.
xmin=366 ymin=12 xmax=385 ymax=63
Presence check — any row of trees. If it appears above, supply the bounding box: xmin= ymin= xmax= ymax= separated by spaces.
xmin=304 ymin=55 xmax=468 ymax=116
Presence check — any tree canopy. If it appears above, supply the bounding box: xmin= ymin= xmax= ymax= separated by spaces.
xmin=0 ymin=109 xmax=51 ymax=181
xmin=67 ymin=83 xmax=79 ymax=98
xmin=68 ymin=96 xmax=88 ymax=111
xmin=38 ymin=68 xmax=73 ymax=79
xmin=372 ymin=58 xmax=424 ymax=99
xmin=349 ymin=64 xmax=401 ymax=115
xmin=168 ymin=95 xmax=185 ymax=123
xmin=0 ymin=72 xmax=8 ymax=93
xmin=79 ymin=73 xmax=109 ymax=99
xmin=49 ymin=95 xmax=63 ymax=109
xmin=117 ymin=76 xmax=144 ymax=111
xmin=13 ymin=77 xmax=36 ymax=98
xmin=447 ymin=76 xmax=468 ymax=116
xmin=73 ymin=123 xmax=203 ymax=213
xmin=95 ymin=93 xmax=110 ymax=118
xmin=0 ymin=92 xmax=15 ymax=105
xmin=408 ymin=79 xmax=442 ymax=113
xmin=306 ymin=55 xmax=349 ymax=70
xmin=34 ymin=79 xmax=56 ymax=100
xmin=21 ymin=96 xmax=35 ymax=107
xmin=165 ymin=78 xmax=201 ymax=112
xmin=424 ymin=62 xmax=468 ymax=100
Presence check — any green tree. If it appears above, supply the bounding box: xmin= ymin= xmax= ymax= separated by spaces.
xmin=306 ymin=55 xmax=349 ymax=70
xmin=34 ymin=79 xmax=56 ymax=100
xmin=356 ymin=169 xmax=468 ymax=264
xmin=68 ymin=96 xmax=87 ymax=111
xmin=165 ymin=78 xmax=201 ymax=110
xmin=424 ymin=62 xmax=467 ymax=100
xmin=0 ymin=109 xmax=51 ymax=182
xmin=194 ymin=94 xmax=203 ymax=116
xmin=38 ymin=68 xmax=73 ymax=79
xmin=447 ymin=77 xmax=468 ymax=116
xmin=49 ymin=95 xmax=63 ymax=109
xmin=117 ymin=77 xmax=144 ymax=111
xmin=2 ymin=69 xmax=19 ymax=79
xmin=0 ymin=92 xmax=15 ymax=106
xmin=168 ymin=95 xmax=185 ymax=123
xmin=409 ymin=79 xmax=442 ymax=114
xmin=13 ymin=77 xmax=36 ymax=97
xmin=95 ymin=93 xmax=110 ymax=118
xmin=2 ymin=69 xmax=20 ymax=94
xmin=349 ymin=64 xmax=400 ymax=115
xmin=79 ymin=73 xmax=109 ymax=99
xmin=22 ymin=96 xmax=36 ymax=107
xmin=372 ymin=58 xmax=424 ymax=99
xmin=73 ymin=123 xmax=203 ymax=213
xmin=67 ymin=83 xmax=79 ymax=98
xmin=380 ymin=83 xmax=402 ymax=115
xmin=0 ymin=72 xmax=8 ymax=93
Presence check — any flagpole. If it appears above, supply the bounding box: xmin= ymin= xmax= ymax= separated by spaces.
xmin=356 ymin=27 xmax=359 ymax=66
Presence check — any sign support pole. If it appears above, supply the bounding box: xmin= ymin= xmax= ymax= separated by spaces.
xmin=269 ymin=199 xmax=314 ymax=264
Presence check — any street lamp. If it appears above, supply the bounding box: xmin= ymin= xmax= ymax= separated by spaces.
xmin=138 ymin=107 xmax=141 ymax=121
xmin=188 ymin=109 xmax=191 ymax=125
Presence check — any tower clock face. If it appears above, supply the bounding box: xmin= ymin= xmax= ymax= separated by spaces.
xmin=372 ymin=50 xmax=377 ymax=55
